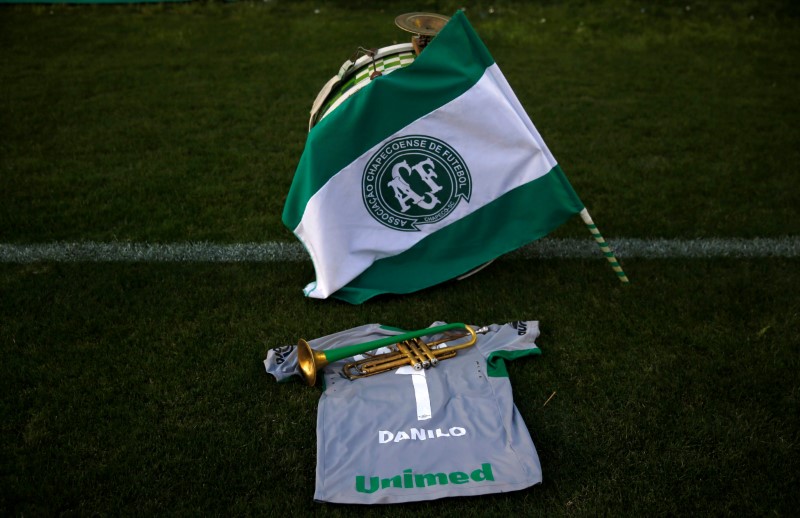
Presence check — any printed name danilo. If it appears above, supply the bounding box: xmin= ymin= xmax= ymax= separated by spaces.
xmin=362 ymin=135 xmax=472 ymax=231
xmin=378 ymin=426 xmax=467 ymax=444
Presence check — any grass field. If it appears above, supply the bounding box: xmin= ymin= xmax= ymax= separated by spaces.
xmin=1 ymin=0 xmax=799 ymax=515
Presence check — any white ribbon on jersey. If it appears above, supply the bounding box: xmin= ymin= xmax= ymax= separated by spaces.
xmin=396 ymin=366 xmax=432 ymax=421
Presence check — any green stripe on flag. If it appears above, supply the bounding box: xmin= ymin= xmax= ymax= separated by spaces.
xmin=282 ymin=11 xmax=494 ymax=230
xmin=332 ymin=166 xmax=584 ymax=304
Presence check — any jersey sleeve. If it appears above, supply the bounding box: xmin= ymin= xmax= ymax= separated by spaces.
xmin=476 ymin=321 xmax=541 ymax=377
xmin=263 ymin=323 xmax=406 ymax=383
xmin=263 ymin=345 xmax=303 ymax=383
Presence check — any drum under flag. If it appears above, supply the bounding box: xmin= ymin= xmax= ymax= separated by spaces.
xmin=282 ymin=10 xmax=585 ymax=304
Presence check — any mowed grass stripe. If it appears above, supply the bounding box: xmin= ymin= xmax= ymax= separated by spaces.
xmin=1 ymin=237 xmax=798 ymax=263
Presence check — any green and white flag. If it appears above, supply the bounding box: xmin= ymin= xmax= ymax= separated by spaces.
xmin=283 ymin=11 xmax=584 ymax=304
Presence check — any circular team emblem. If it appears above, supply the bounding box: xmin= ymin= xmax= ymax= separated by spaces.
xmin=362 ymin=135 xmax=472 ymax=231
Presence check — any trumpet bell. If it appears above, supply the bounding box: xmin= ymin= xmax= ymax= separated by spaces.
xmin=296 ymin=338 xmax=329 ymax=387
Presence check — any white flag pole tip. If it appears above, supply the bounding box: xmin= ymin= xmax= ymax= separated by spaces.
xmin=579 ymin=208 xmax=630 ymax=283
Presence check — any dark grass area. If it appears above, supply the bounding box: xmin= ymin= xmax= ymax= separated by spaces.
xmin=1 ymin=259 xmax=798 ymax=515
xmin=1 ymin=1 xmax=799 ymax=241
xmin=1 ymin=0 xmax=799 ymax=515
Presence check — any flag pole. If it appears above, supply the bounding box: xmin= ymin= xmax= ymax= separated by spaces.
xmin=579 ymin=208 xmax=630 ymax=283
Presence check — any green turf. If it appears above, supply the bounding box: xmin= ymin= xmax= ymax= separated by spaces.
xmin=1 ymin=1 xmax=798 ymax=241
xmin=1 ymin=259 xmax=798 ymax=515
xmin=1 ymin=0 xmax=799 ymax=515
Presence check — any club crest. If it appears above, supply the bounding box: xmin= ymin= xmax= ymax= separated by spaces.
xmin=362 ymin=135 xmax=472 ymax=231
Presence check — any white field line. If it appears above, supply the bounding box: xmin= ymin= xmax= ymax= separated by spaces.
xmin=0 ymin=238 xmax=798 ymax=263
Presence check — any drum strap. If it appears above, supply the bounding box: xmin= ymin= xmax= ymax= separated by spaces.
xmin=308 ymin=75 xmax=342 ymax=131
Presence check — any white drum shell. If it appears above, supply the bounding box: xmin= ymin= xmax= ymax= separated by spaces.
xmin=308 ymin=43 xmax=416 ymax=130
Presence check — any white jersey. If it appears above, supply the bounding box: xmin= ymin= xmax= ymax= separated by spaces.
xmin=264 ymin=321 xmax=543 ymax=504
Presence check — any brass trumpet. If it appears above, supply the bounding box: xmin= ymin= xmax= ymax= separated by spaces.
xmin=296 ymin=323 xmax=483 ymax=386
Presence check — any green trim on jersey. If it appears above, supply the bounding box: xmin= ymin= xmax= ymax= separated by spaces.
xmin=487 ymin=348 xmax=542 ymax=377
